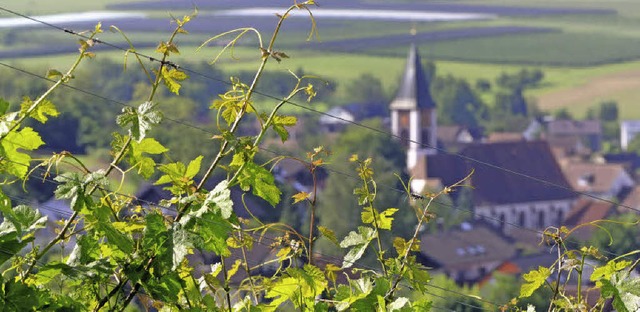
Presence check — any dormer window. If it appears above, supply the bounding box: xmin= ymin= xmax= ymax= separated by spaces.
xmin=577 ymin=173 xmax=595 ymax=187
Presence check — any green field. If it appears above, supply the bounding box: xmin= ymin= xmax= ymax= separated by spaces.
xmin=4 ymin=0 xmax=640 ymax=118
xmin=0 ymin=0 xmax=138 ymax=14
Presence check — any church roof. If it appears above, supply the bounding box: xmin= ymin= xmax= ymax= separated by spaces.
xmin=389 ymin=44 xmax=436 ymax=110
xmin=426 ymin=141 xmax=576 ymax=205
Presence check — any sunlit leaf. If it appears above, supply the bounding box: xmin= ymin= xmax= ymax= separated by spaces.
xmin=520 ymin=266 xmax=551 ymax=298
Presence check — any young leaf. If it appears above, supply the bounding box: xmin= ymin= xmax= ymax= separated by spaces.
xmin=20 ymin=97 xmax=59 ymax=123
xmin=185 ymin=155 xmax=203 ymax=179
xmin=318 ymin=225 xmax=338 ymax=246
xmin=203 ymin=180 xmax=234 ymax=219
xmin=54 ymin=172 xmax=87 ymax=211
xmin=361 ymin=207 xmax=398 ymax=230
xmin=1 ymin=127 xmax=44 ymax=179
xmin=292 ymin=191 xmax=310 ymax=204
xmin=160 ymin=66 xmax=188 ymax=95
xmin=237 ymin=161 xmax=282 ymax=206
xmin=272 ymin=115 xmax=297 ymax=142
xmin=129 ymin=138 xmax=168 ymax=179
xmin=116 ymin=101 xmax=162 ymax=142
xmin=520 ymin=266 xmax=551 ymax=298
xmin=339 ymin=226 xmax=376 ymax=268
xmin=591 ymin=259 xmax=631 ymax=286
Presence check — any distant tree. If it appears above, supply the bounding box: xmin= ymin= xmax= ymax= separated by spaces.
xmin=494 ymin=91 xmax=527 ymax=116
xmin=475 ymin=78 xmax=491 ymax=92
xmin=480 ymin=272 xmax=551 ymax=310
xmin=346 ymin=73 xmax=388 ymax=117
xmin=598 ymin=101 xmax=619 ymax=121
xmin=496 ymin=69 xmax=544 ymax=90
xmin=554 ymin=108 xmax=573 ymax=120
xmin=494 ymin=69 xmax=545 ymax=117
xmin=433 ymin=75 xmax=488 ymax=128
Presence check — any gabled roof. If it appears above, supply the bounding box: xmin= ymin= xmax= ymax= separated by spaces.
xmin=389 ymin=44 xmax=435 ymax=110
xmin=564 ymin=198 xmax=616 ymax=241
xmin=547 ymin=119 xmax=602 ymax=135
xmin=561 ymin=162 xmax=632 ymax=195
xmin=427 ymin=140 xmax=576 ymax=205
xmin=420 ymin=222 xmax=516 ymax=270
xmin=486 ymin=132 xmax=524 ymax=143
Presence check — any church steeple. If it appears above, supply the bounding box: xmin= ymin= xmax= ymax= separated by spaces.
xmin=390 ymin=44 xmax=437 ymax=174
xmin=390 ymin=43 xmax=436 ymax=111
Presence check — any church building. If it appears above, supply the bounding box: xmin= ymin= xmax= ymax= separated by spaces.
xmin=389 ymin=45 xmax=576 ymax=233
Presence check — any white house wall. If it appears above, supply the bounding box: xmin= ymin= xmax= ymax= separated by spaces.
xmin=475 ymin=199 xmax=574 ymax=233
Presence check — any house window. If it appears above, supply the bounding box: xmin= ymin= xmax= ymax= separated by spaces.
xmin=399 ymin=111 xmax=410 ymax=127
xmin=538 ymin=210 xmax=545 ymax=228
xmin=478 ymin=267 xmax=487 ymax=278
xmin=400 ymin=128 xmax=409 ymax=148
xmin=421 ymin=128 xmax=430 ymax=145
xmin=518 ymin=211 xmax=525 ymax=227
xmin=557 ymin=209 xmax=564 ymax=225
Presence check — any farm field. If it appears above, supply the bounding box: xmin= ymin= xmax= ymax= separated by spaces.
xmin=1 ymin=0 xmax=640 ymax=118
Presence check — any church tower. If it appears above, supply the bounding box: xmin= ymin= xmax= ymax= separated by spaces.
xmin=390 ymin=44 xmax=437 ymax=174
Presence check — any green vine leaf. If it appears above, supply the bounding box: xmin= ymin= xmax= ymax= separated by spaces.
xmin=0 ymin=98 xmax=9 ymax=115
xmin=67 ymin=235 xmax=100 ymax=266
xmin=93 ymin=205 xmax=134 ymax=254
xmin=237 ymin=161 xmax=281 ymax=207
xmin=160 ymin=66 xmax=188 ymax=95
xmin=1 ymin=127 xmax=44 ymax=179
xmin=193 ymin=211 xmax=232 ymax=257
xmin=520 ymin=266 xmax=551 ymax=298
xmin=405 ymin=262 xmax=431 ymax=293
xmin=361 ymin=207 xmax=398 ymax=230
xmin=339 ymin=226 xmax=376 ymax=269
xmin=591 ymin=259 xmax=631 ymax=286
xmin=264 ymin=265 xmax=328 ymax=311
xmin=116 ymin=101 xmax=162 ymax=142
xmin=155 ymin=156 xmax=202 ymax=194
xmin=318 ymin=225 xmax=338 ymax=246
xmin=128 ymin=137 xmax=168 ymax=179
xmin=271 ymin=115 xmax=297 ymax=142
xmin=20 ymin=97 xmax=59 ymax=123
xmin=141 ymin=272 xmax=182 ymax=303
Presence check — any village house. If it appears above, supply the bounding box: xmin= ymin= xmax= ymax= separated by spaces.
xmin=419 ymin=222 xmax=516 ymax=285
xmin=560 ymin=161 xmax=634 ymax=200
xmin=544 ymin=119 xmax=603 ymax=155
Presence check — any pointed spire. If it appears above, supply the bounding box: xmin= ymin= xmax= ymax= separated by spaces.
xmin=390 ymin=44 xmax=435 ymax=110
